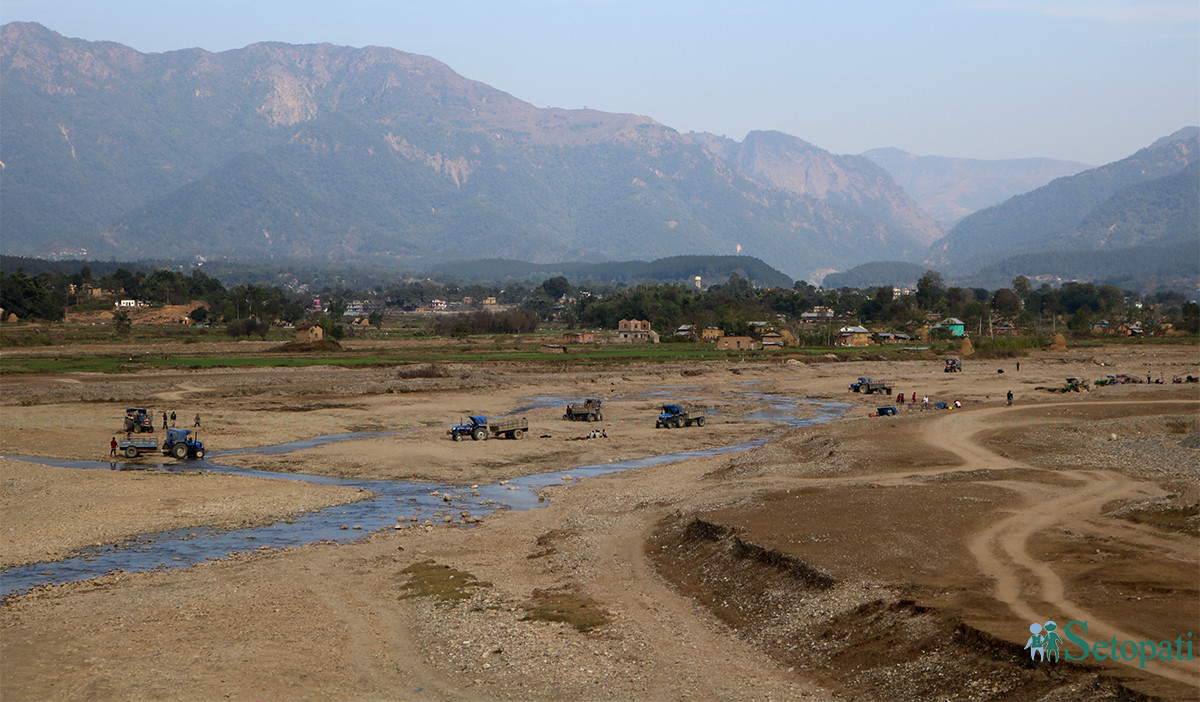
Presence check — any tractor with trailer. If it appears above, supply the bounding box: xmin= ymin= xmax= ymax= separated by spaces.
xmin=123 ymin=408 xmax=155 ymax=433
xmin=563 ymin=399 xmax=603 ymax=422
xmin=655 ymin=404 xmax=709 ymax=428
xmin=848 ymin=377 xmax=894 ymax=395
xmin=448 ymin=416 xmax=529 ymax=441
xmin=118 ymin=436 xmax=158 ymax=458
xmin=161 ymin=428 xmax=206 ymax=459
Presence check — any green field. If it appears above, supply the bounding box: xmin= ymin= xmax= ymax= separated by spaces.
xmin=2 ymin=322 xmax=1190 ymax=375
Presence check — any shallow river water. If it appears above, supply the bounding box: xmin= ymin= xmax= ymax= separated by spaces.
xmin=1 ymin=394 xmax=848 ymax=598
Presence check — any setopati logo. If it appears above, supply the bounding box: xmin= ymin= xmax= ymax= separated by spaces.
xmin=1025 ymin=620 xmax=1194 ymax=669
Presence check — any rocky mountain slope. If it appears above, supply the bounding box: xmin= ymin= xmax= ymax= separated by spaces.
xmin=0 ymin=22 xmax=937 ymax=281
xmin=926 ymin=127 xmax=1199 ymax=271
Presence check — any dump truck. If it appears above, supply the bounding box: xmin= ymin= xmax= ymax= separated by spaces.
xmin=123 ymin=408 xmax=155 ymax=433
xmin=655 ymin=404 xmax=709 ymax=428
xmin=848 ymin=377 xmax=893 ymax=395
xmin=118 ymin=437 xmax=158 ymax=458
xmin=161 ymin=428 xmax=205 ymax=459
xmin=563 ymin=399 xmax=603 ymax=422
xmin=448 ymin=416 xmax=529 ymax=441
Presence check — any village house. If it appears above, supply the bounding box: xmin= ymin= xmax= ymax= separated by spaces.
xmin=717 ymin=336 xmax=758 ymax=351
xmin=294 ymin=323 xmax=324 ymax=343
xmin=700 ymin=327 xmax=725 ymax=342
xmin=800 ymin=306 xmax=835 ymax=321
xmin=618 ymin=319 xmax=659 ymax=343
xmin=834 ymin=325 xmax=873 ymax=347
xmin=1116 ymin=322 xmax=1144 ymax=337
xmin=761 ymin=330 xmax=785 ymax=350
xmin=933 ymin=317 xmax=966 ymax=337
xmin=675 ymin=324 xmax=696 ymax=338
xmin=562 ymin=331 xmax=595 ymax=344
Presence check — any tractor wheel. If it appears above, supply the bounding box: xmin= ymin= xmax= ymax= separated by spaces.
xmin=472 ymin=427 xmax=488 ymax=441
xmin=563 ymin=413 xmax=570 ymax=420
xmin=512 ymin=429 xmax=524 ymax=440
xmin=655 ymin=421 xmax=663 ymax=428
xmin=194 ymin=448 xmax=205 ymax=459
xmin=453 ymin=433 xmax=462 ymax=441
xmin=596 ymin=413 xmax=603 ymax=421
xmin=673 ymin=419 xmax=683 ymax=429
xmin=172 ymin=443 xmax=188 ymax=459
xmin=125 ymin=446 xmax=138 ymax=458
xmin=696 ymin=416 xmax=705 ymax=427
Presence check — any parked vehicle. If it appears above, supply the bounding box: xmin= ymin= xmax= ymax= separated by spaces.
xmin=563 ymin=399 xmax=603 ymax=422
xmin=1064 ymin=377 xmax=1089 ymax=392
xmin=448 ymin=416 xmax=529 ymax=441
xmin=161 ymin=428 xmax=205 ymax=459
xmin=944 ymin=359 xmax=962 ymax=373
xmin=848 ymin=377 xmax=893 ymax=395
xmin=655 ymin=404 xmax=709 ymax=428
xmin=123 ymin=408 xmax=155 ymax=433
xmin=118 ymin=437 xmax=157 ymax=458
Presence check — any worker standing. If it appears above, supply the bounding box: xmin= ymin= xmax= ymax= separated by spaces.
xmin=110 ymin=437 xmax=117 ymax=456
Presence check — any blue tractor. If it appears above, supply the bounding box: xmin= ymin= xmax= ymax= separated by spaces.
xmin=161 ymin=427 xmax=206 ymax=459
xmin=449 ymin=416 xmax=492 ymax=442
xmin=123 ymin=408 xmax=155 ymax=433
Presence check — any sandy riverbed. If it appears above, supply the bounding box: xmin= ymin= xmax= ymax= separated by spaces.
xmin=2 ymin=342 xmax=1197 ymax=700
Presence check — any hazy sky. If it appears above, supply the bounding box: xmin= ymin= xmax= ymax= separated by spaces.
xmin=4 ymin=1 xmax=1198 ymax=164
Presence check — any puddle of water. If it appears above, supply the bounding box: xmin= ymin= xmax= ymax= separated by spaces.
xmin=1 ymin=395 xmax=847 ymax=599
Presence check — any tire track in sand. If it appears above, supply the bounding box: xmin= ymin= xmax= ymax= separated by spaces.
xmin=931 ymin=402 xmax=1198 ymax=686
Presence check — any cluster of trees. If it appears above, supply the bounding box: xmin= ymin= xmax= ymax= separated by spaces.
xmin=543 ymin=271 xmax=1197 ymax=338
xmin=429 ymin=310 xmax=540 ymax=338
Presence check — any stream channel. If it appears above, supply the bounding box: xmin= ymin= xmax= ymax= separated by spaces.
xmin=2 ymin=393 xmax=849 ymax=599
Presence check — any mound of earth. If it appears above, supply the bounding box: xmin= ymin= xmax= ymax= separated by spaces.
xmin=272 ymin=339 xmax=343 ymax=352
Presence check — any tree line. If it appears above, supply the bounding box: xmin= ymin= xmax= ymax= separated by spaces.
xmin=2 ymin=265 xmax=1196 ymax=338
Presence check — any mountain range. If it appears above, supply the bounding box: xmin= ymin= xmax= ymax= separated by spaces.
xmin=860 ymin=148 xmax=1090 ymax=226
xmin=1 ymin=22 xmax=1196 ymax=290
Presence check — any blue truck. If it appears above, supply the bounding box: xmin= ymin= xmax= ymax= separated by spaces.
xmin=448 ymin=416 xmax=529 ymax=441
xmin=848 ymin=377 xmax=893 ymax=395
xmin=655 ymin=404 xmax=709 ymax=428
xmin=161 ymin=428 xmax=206 ymax=459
